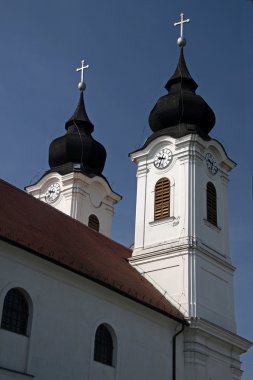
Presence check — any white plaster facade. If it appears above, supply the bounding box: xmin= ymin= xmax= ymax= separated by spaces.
xmin=0 ymin=240 xmax=180 ymax=380
xmin=0 ymin=238 xmax=250 ymax=380
xmin=26 ymin=171 xmax=121 ymax=238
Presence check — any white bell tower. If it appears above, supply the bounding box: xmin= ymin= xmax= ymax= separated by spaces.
xmin=129 ymin=14 xmax=238 ymax=329
xmin=130 ymin=133 xmax=236 ymax=331
xmin=26 ymin=60 xmax=121 ymax=238
xmin=130 ymin=15 xmax=251 ymax=379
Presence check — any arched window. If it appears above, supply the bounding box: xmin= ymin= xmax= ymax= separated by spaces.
xmin=207 ymin=182 xmax=217 ymax=226
xmin=1 ymin=289 xmax=29 ymax=335
xmin=88 ymin=214 xmax=100 ymax=232
xmin=94 ymin=324 xmax=114 ymax=366
xmin=154 ymin=178 xmax=170 ymax=220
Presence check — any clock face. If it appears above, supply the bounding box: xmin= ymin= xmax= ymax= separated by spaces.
xmin=154 ymin=148 xmax=173 ymax=169
xmin=45 ymin=182 xmax=61 ymax=203
xmin=205 ymin=153 xmax=218 ymax=175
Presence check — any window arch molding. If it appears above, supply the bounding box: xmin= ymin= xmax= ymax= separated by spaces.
xmin=92 ymin=322 xmax=117 ymax=367
xmin=0 ymin=286 xmax=33 ymax=336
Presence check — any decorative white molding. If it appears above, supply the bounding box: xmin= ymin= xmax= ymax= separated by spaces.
xmin=187 ymin=317 xmax=252 ymax=353
xmin=26 ymin=171 xmax=121 ymax=238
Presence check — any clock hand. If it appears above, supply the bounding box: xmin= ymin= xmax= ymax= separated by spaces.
xmin=157 ymin=156 xmax=164 ymax=166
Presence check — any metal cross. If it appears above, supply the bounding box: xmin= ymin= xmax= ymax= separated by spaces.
xmin=174 ymin=13 xmax=190 ymax=38
xmin=76 ymin=60 xmax=89 ymax=83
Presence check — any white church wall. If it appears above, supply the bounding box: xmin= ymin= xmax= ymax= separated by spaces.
xmin=0 ymin=240 xmax=180 ymax=380
xmin=195 ymin=250 xmax=236 ymax=332
xmin=0 ymin=368 xmax=33 ymax=380
xmin=130 ymin=250 xmax=189 ymax=316
xmin=0 ymin=329 xmax=29 ymax=373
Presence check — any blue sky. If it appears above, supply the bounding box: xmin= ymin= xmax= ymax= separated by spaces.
xmin=0 ymin=0 xmax=252 ymax=377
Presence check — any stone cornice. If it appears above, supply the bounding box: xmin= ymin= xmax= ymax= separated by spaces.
xmin=188 ymin=317 xmax=252 ymax=353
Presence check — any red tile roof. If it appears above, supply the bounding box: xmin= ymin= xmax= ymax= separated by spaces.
xmin=0 ymin=179 xmax=184 ymax=322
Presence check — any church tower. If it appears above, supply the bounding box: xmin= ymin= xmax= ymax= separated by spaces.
xmin=130 ymin=15 xmax=251 ymax=379
xmin=130 ymin=15 xmax=237 ymax=332
xmin=26 ymin=61 xmax=121 ymax=237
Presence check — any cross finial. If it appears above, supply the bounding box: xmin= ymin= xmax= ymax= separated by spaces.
xmin=76 ymin=60 xmax=89 ymax=91
xmin=174 ymin=13 xmax=190 ymax=47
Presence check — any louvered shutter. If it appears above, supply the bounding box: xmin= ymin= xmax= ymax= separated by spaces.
xmin=88 ymin=214 xmax=100 ymax=232
xmin=207 ymin=182 xmax=217 ymax=226
xmin=154 ymin=178 xmax=170 ymax=220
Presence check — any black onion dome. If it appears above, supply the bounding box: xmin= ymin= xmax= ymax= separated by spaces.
xmin=49 ymin=91 xmax=106 ymax=176
xmin=148 ymin=48 xmax=215 ymax=138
